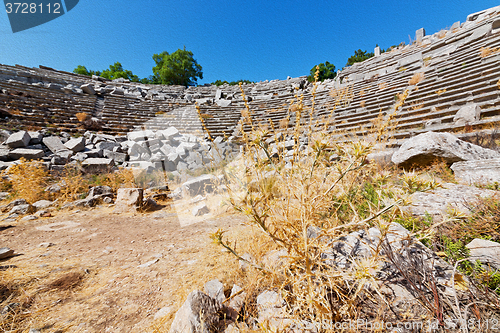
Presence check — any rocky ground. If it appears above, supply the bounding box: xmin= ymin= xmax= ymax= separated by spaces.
xmin=0 ymin=197 xmax=249 ymax=332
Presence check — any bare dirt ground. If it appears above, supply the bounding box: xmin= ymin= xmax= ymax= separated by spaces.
xmin=0 ymin=197 xmax=250 ymax=332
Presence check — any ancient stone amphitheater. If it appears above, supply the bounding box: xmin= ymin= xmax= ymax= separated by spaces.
xmin=1 ymin=5 xmax=500 ymax=147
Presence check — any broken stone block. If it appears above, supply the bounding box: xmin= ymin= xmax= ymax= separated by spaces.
xmin=28 ymin=131 xmax=43 ymax=145
xmin=9 ymin=148 xmax=44 ymax=160
xmin=182 ymin=174 xmax=218 ymax=196
xmin=113 ymin=188 xmax=143 ymax=214
xmin=103 ymin=150 xmax=127 ymax=164
xmin=127 ymin=130 xmax=155 ymax=142
xmin=392 ymin=132 xmax=500 ymax=167
xmin=6 ymin=131 xmax=30 ymax=148
xmin=451 ymin=158 xmax=500 ymax=185
xmin=466 ymin=238 xmax=500 ymax=270
xmin=42 ymin=136 xmax=68 ymax=154
xmin=64 ymin=137 xmax=86 ymax=152
xmin=80 ymin=83 xmax=96 ymax=95
xmin=192 ymin=203 xmax=210 ymax=216
xmin=81 ymin=158 xmax=114 ymax=173
xmin=453 ymin=104 xmax=481 ymax=125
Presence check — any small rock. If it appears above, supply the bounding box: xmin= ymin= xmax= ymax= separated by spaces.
xmin=192 ymin=203 xmax=210 ymax=216
xmin=0 ymin=247 xmax=15 ymax=260
xmin=204 ymin=279 xmax=225 ymax=303
xmin=466 ymin=238 xmax=500 ymax=270
xmin=154 ymin=305 xmax=173 ymax=320
xmin=38 ymin=242 xmax=55 ymax=248
xmin=21 ymin=215 xmax=38 ymax=221
xmin=138 ymin=258 xmax=159 ymax=268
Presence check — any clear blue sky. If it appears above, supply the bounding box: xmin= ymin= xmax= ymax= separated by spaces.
xmin=0 ymin=0 xmax=498 ymax=84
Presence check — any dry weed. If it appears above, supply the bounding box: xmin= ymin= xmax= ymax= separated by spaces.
xmin=329 ymin=85 xmax=354 ymax=108
xmin=435 ymin=89 xmax=447 ymax=96
xmin=4 ymin=158 xmax=50 ymax=203
xmin=378 ymin=82 xmax=387 ymax=90
xmin=479 ymin=47 xmax=500 ymax=58
xmin=359 ymin=100 xmax=366 ymax=108
xmin=75 ymin=112 xmax=90 ymax=122
xmin=409 ymin=72 xmax=425 ymax=85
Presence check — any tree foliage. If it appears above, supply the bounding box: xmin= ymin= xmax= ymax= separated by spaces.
xmin=100 ymin=62 xmax=140 ymax=82
xmin=73 ymin=65 xmax=101 ymax=77
xmin=211 ymin=79 xmax=253 ymax=86
xmin=73 ymin=62 xmax=139 ymax=82
xmin=152 ymin=47 xmax=203 ymax=86
xmin=307 ymin=61 xmax=336 ymax=82
xmin=346 ymin=49 xmax=375 ymax=66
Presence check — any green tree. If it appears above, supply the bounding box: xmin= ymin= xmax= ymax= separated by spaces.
xmin=152 ymin=47 xmax=203 ymax=86
xmin=211 ymin=79 xmax=253 ymax=86
xmin=100 ymin=62 xmax=140 ymax=82
xmin=346 ymin=49 xmax=375 ymax=66
xmin=307 ymin=61 xmax=336 ymax=82
xmin=73 ymin=65 xmax=101 ymax=77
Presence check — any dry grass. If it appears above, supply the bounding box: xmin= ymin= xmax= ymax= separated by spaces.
xmin=435 ymin=89 xmax=447 ymax=96
xmin=408 ymin=72 xmax=425 ymax=85
xmin=378 ymin=82 xmax=387 ymax=90
xmin=480 ymin=47 xmax=500 ymax=58
xmin=359 ymin=100 xmax=366 ymax=108
xmin=2 ymin=158 xmax=50 ymax=203
xmin=329 ymin=85 xmax=354 ymax=108
xmin=409 ymin=101 xmax=424 ymax=111
xmin=203 ymin=69 xmax=500 ymax=331
xmin=359 ymin=89 xmax=365 ymax=97
xmin=75 ymin=112 xmax=90 ymax=122
xmin=437 ymin=30 xmax=447 ymax=39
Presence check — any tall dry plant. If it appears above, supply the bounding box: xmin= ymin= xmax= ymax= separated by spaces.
xmin=4 ymin=158 xmax=49 ymax=203
xmin=211 ymin=68 xmax=420 ymax=327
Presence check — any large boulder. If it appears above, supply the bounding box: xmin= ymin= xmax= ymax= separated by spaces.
xmin=392 ymin=132 xmax=500 ymax=167
xmin=169 ymin=290 xmax=221 ymax=333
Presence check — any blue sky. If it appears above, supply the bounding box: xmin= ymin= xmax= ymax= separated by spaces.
xmin=0 ymin=0 xmax=498 ymax=84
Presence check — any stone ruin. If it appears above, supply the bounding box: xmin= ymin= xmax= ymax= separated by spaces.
xmin=1 ymin=5 xmax=500 ymax=151
xmin=1 ymin=6 xmax=500 ymax=332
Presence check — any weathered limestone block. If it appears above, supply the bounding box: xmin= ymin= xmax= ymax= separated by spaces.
xmin=43 ymin=136 xmax=69 ymax=154
xmin=451 ymin=158 xmax=500 ymax=185
xmin=409 ymin=183 xmax=498 ymax=218
xmin=466 ymin=238 xmax=500 ymax=269
xmin=9 ymin=148 xmax=44 ymax=160
xmin=392 ymin=132 xmax=500 ymax=167
xmin=113 ymin=188 xmax=143 ymax=214
xmin=182 ymin=174 xmax=218 ymax=196
xmin=80 ymin=83 xmax=96 ymax=95
xmin=28 ymin=131 xmax=43 ymax=145
xmin=6 ymin=131 xmax=30 ymax=148
xmin=64 ymin=137 xmax=86 ymax=152
xmin=81 ymin=158 xmax=114 ymax=173
xmin=453 ymin=104 xmax=481 ymax=125
xmin=127 ymin=130 xmax=155 ymax=142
